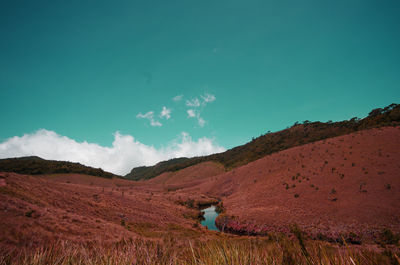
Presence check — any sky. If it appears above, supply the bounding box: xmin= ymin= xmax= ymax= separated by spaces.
xmin=0 ymin=0 xmax=399 ymax=175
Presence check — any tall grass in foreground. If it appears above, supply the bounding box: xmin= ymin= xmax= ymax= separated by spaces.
xmin=1 ymin=237 xmax=399 ymax=265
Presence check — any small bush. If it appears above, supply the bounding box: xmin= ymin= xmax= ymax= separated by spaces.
xmin=25 ymin=210 xmax=35 ymax=218
xmin=185 ymin=199 xmax=195 ymax=208
xmin=380 ymin=229 xmax=400 ymax=245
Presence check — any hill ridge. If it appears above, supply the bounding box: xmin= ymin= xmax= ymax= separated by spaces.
xmin=0 ymin=156 xmax=120 ymax=179
xmin=126 ymin=103 xmax=400 ymax=180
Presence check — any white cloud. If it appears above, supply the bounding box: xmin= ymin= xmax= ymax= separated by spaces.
xmin=160 ymin=106 xmax=171 ymax=119
xmin=0 ymin=129 xmax=226 ymax=175
xmin=185 ymin=93 xmax=216 ymax=127
xmin=201 ymin=93 xmax=216 ymax=104
xmin=186 ymin=98 xmax=200 ymax=107
xmin=136 ymin=111 xmax=162 ymax=127
xmin=173 ymin=95 xmax=183 ymax=101
xmin=187 ymin=109 xmax=205 ymax=127
xmin=187 ymin=109 xmax=196 ymax=118
xmin=198 ymin=117 xmax=205 ymax=127
xmin=136 ymin=111 xmax=153 ymax=119
xmin=150 ymin=120 xmax=162 ymax=127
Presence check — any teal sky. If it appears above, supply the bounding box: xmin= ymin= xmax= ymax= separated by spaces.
xmin=1 ymin=0 xmax=400 ymax=151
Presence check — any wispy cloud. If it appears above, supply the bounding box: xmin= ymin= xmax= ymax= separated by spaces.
xmin=136 ymin=111 xmax=162 ymax=127
xmin=201 ymin=93 xmax=216 ymax=104
xmin=187 ymin=109 xmax=206 ymax=127
xmin=0 ymin=129 xmax=225 ymax=175
xmin=187 ymin=109 xmax=196 ymax=118
xmin=198 ymin=117 xmax=205 ymax=127
xmin=185 ymin=93 xmax=216 ymax=127
xmin=160 ymin=106 xmax=171 ymax=119
xmin=138 ymin=93 xmax=216 ymax=128
xmin=173 ymin=95 xmax=183 ymax=102
xmin=186 ymin=98 xmax=201 ymax=107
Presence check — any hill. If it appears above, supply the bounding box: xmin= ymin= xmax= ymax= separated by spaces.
xmin=1 ymin=114 xmax=400 ymax=264
xmin=0 ymin=156 xmax=120 ymax=179
xmin=126 ymin=103 xmax=400 ymax=180
xmin=177 ymin=126 xmax=400 ymax=242
xmin=0 ymin=171 xmax=208 ymax=251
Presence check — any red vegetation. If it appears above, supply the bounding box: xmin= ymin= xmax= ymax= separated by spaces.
xmin=198 ymin=127 xmax=400 ymax=242
xmin=0 ymin=172 xmax=207 ymax=251
xmin=1 ymin=126 xmax=399 ymax=252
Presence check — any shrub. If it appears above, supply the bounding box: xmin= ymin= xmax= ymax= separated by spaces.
xmin=380 ymin=229 xmax=400 ymax=245
xmin=185 ymin=199 xmax=195 ymax=208
xmin=25 ymin=210 xmax=35 ymax=217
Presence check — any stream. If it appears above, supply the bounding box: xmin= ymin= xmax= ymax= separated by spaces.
xmin=200 ymin=205 xmax=220 ymax=231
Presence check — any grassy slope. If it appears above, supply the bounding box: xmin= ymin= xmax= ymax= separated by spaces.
xmin=199 ymin=127 xmax=400 ymax=241
xmin=126 ymin=103 xmax=400 ymax=180
xmin=1 ymin=130 xmax=400 ymax=264
xmin=0 ymin=172 xmax=205 ymax=250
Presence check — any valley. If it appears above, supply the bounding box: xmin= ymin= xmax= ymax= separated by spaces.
xmin=1 ymin=105 xmax=400 ymax=264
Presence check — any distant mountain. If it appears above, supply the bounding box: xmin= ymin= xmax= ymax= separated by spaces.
xmin=126 ymin=103 xmax=400 ymax=180
xmin=0 ymin=156 xmax=120 ymax=179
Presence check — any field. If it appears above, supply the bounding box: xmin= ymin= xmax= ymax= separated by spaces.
xmin=1 ymin=127 xmax=400 ymax=264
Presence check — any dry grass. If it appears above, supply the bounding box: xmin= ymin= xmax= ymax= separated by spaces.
xmin=1 ymin=236 xmax=399 ymax=265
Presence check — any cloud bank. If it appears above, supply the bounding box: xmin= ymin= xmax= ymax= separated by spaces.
xmin=0 ymin=129 xmax=226 ymax=175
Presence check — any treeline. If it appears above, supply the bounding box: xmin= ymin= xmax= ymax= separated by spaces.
xmin=0 ymin=156 xmax=120 ymax=179
xmin=125 ymin=103 xmax=400 ymax=180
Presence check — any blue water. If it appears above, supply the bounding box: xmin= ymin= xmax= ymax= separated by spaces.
xmin=200 ymin=205 xmax=220 ymax=231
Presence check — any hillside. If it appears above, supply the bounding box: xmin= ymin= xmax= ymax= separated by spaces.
xmin=126 ymin=103 xmax=400 ymax=180
xmin=0 ymin=171 xmax=212 ymax=250
xmin=2 ymin=127 xmax=399 ymax=246
xmin=0 ymin=156 xmax=120 ymax=179
xmin=177 ymin=126 xmax=400 ymax=242
xmin=1 ymin=126 xmax=399 ymax=264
